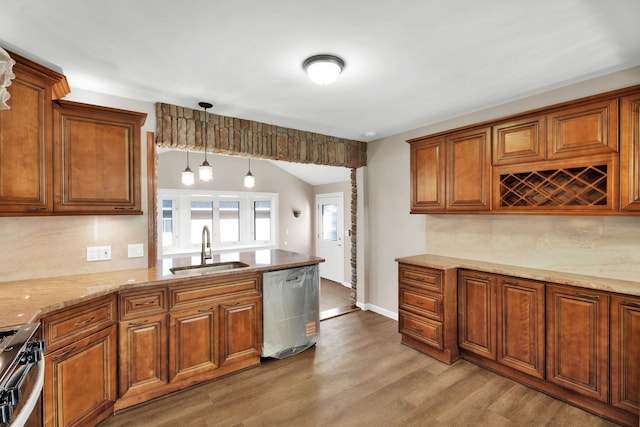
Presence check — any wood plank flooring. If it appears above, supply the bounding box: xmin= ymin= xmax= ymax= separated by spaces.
xmin=98 ymin=311 xmax=621 ymax=427
xmin=319 ymin=278 xmax=352 ymax=312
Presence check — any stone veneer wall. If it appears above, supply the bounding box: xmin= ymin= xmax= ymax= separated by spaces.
xmin=155 ymin=103 xmax=367 ymax=168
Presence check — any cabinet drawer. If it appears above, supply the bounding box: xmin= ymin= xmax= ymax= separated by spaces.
xmin=42 ymin=294 xmax=116 ymax=351
xmin=399 ymin=286 xmax=442 ymax=321
xmin=398 ymin=264 xmax=443 ymax=293
xmin=399 ymin=310 xmax=443 ymax=350
xmin=119 ymin=287 xmax=167 ymax=320
xmin=170 ymin=273 xmax=260 ymax=310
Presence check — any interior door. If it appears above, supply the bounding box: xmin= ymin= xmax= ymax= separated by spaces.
xmin=316 ymin=193 xmax=344 ymax=284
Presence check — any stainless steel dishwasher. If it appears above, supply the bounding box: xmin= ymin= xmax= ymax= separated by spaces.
xmin=262 ymin=264 xmax=320 ymax=359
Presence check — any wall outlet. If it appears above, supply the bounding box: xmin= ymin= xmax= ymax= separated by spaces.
xmin=128 ymin=243 xmax=144 ymax=258
xmin=87 ymin=246 xmax=111 ymax=262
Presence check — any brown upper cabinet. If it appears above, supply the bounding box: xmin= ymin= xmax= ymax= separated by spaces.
xmin=53 ymin=100 xmax=146 ymax=214
xmin=0 ymin=49 xmax=146 ymax=216
xmin=409 ymin=85 xmax=640 ymax=215
xmin=0 ymin=50 xmax=69 ymax=214
xmin=410 ymin=126 xmax=491 ymax=213
xmin=547 ymin=97 xmax=618 ymax=159
xmin=493 ymin=114 xmax=546 ymax=166
xmin=620 ymin=92 xmax=640 ymax=211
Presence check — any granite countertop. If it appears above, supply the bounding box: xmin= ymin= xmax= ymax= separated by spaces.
xmin=395 ymin=253 xmax=640 ymax=297
xmin=0 ymin=249 xmax=323 ymax=328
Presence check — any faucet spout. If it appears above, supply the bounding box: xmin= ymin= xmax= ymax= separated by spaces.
xmin=201 ymin=225 xmax=212 ymax=264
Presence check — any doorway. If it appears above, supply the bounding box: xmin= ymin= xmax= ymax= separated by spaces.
xmin=316 ymin=192 xmax=354 ymax=319
xmin=316 ymin=193 xmax=344 ymax=283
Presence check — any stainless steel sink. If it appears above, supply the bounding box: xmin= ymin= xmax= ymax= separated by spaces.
xmin=169 ymin=261 xmax=249 ymax=275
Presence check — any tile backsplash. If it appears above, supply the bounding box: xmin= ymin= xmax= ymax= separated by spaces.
xmin=425 ymin=215 xmax=640 ymax=282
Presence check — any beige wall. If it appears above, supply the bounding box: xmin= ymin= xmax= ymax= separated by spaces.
xmin=157 ymin=151 xmax=315 ymax=256
xmin=313 ymin=181 xmax=352 ymax=284
xmin=364 ymin=66 xmax=640 ymax=318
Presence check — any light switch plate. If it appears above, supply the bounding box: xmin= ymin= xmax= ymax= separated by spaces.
xmin=128 ymin=243 xmax=144 ymax=258
xmin=87 ymin=246 xmax=112 ymax=262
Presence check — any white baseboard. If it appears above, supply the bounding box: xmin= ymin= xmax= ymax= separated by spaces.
xmin=356 ymin=302 xmax=398 ymax=321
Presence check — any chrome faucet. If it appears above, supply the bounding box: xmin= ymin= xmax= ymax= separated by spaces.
xmin=201 ymin=225 xmax=212 ymax=264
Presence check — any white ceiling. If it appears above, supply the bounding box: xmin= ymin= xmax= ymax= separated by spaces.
xmin=2 ymin=0 xmax=640 ymax=184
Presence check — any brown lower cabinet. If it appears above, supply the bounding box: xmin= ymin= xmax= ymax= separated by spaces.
xmin=398 ymin=263 xmax=458 ymax=364
xmin=546 ymin=285 xmax=610 ymax=402
xmin=115 ymin=274 xmax=262 ymax=411
xmin=611 ymin=295 xmax=640 ymax=415
xmin=458 ymin=270 xmax=545 ymax=379
xmin=41 ymin=295 xmax=117 ymax=427
xmin=440 ymin=267 xmax=638 ymax=426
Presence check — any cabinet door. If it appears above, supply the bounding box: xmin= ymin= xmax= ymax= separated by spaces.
xmin=546 ymin=285 xmax=609 ymax=402
xmin=620 ymin=92 xmax=640 ymax=211
xmin=410 ymin=137 xmax=445 ymax=212
xmin=43 ymin=326 xmax=117 ymax=427
xmin=496 ymin=276 xmax=545 ymax=379
xmin=119 ymin=314 xmax=168 ymax=400
xmin=547 ymin=97 xmax=618 ymax=159
xmin=458 ymin=271 xmax=495 ymax=359
xmin=492 ymin=115 xmax=546 ymax=166
xmin=611 ymin=295 xmax=640 ymax=414
xmin=53 ymin=100 xmax=145 ymax=214
xmin=446 ymin=126 xmax=491 ymax=210
xmin=220 ymin=296 xmax=262 ymax=368
xmin=0 ymin=64 xmax=52 ymax=213
xmin=169 ymin=306 xmax=219 ymax=383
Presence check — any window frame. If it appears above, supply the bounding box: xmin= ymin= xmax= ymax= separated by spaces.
xmin=157 ymin=188 xmax=278 ymax=256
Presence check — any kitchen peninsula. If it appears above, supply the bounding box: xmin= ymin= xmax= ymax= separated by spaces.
xmin=0 ymin=249 xmax=323 ymax=426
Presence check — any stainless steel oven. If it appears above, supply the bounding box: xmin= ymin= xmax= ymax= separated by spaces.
xmin=0 ymin=323 xmax=45 ymax=427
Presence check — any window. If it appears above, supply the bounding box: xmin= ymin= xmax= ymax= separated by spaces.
xmin=157 ymin=189 xmax=278 ymax=255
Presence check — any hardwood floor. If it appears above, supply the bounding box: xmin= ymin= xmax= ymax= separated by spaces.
xmin=320 ymin=278 xmax=357 ymax=320
xmin=98 ymin=311 xmax=620 ymax=427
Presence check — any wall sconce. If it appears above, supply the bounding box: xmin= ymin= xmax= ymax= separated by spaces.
xmin=181 ymin=149 xmax=194 ymax=186
xmin=292 ymin=209 xmax=301 ymax=218
xmin=244 ymin=158 xmax=255 ymax=188
xmin=198 ymin=101 xmax=213 ymax=182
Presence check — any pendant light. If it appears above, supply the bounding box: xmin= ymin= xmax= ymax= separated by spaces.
xmin=198 ymin=101 xmax=213 ymax=182
xmin=244 ymin=158 xmax=255 ymax=188
xmin=181 ymin=149 xmax=194 ymax=186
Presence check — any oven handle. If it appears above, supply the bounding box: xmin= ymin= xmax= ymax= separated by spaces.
xmin=8 ymin=358 xmax=44 ymax=427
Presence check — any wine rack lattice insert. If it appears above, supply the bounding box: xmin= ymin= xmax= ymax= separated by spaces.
xmin=499 ymin=164 xmax=608 ymax=207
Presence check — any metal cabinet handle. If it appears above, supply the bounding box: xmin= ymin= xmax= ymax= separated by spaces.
xmin=197 ymin=308 xmax=214 ymax=313
xmin=23 ymin=207 xmax=46 ymax=212
xmin=225 ymin=302 xmax=241 ymax=307
xmin=134 ymin=301 xmax=155 ymax=306
xmin=501 ymin=280 xmax=519 ymax=286
xmin=53 ymin=346 xmax=77 ymax=360
xmin=74 ymin=316 xmax=95 ymax=327
xmin=575 ymin=293 xmax=599 ymax=301
xmin=622 ymin=301 xmax=640 ymax=308
xmin=130 ymin=320 xmax=149 ymax=327
xmin=114 ymin=207 xmax=135 ymax=210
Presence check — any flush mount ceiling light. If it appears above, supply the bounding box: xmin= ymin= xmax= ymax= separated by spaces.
xmin=244 ymin=158 xmax=255 ymax=188
xmin=198 ymin=101 xmax=213 ymax=182
xmin=302 ymin=54 xmax=345 ymax=86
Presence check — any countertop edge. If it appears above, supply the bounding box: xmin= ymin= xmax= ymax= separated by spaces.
xmin=396 ymin=254 xmax=640 ymax=297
